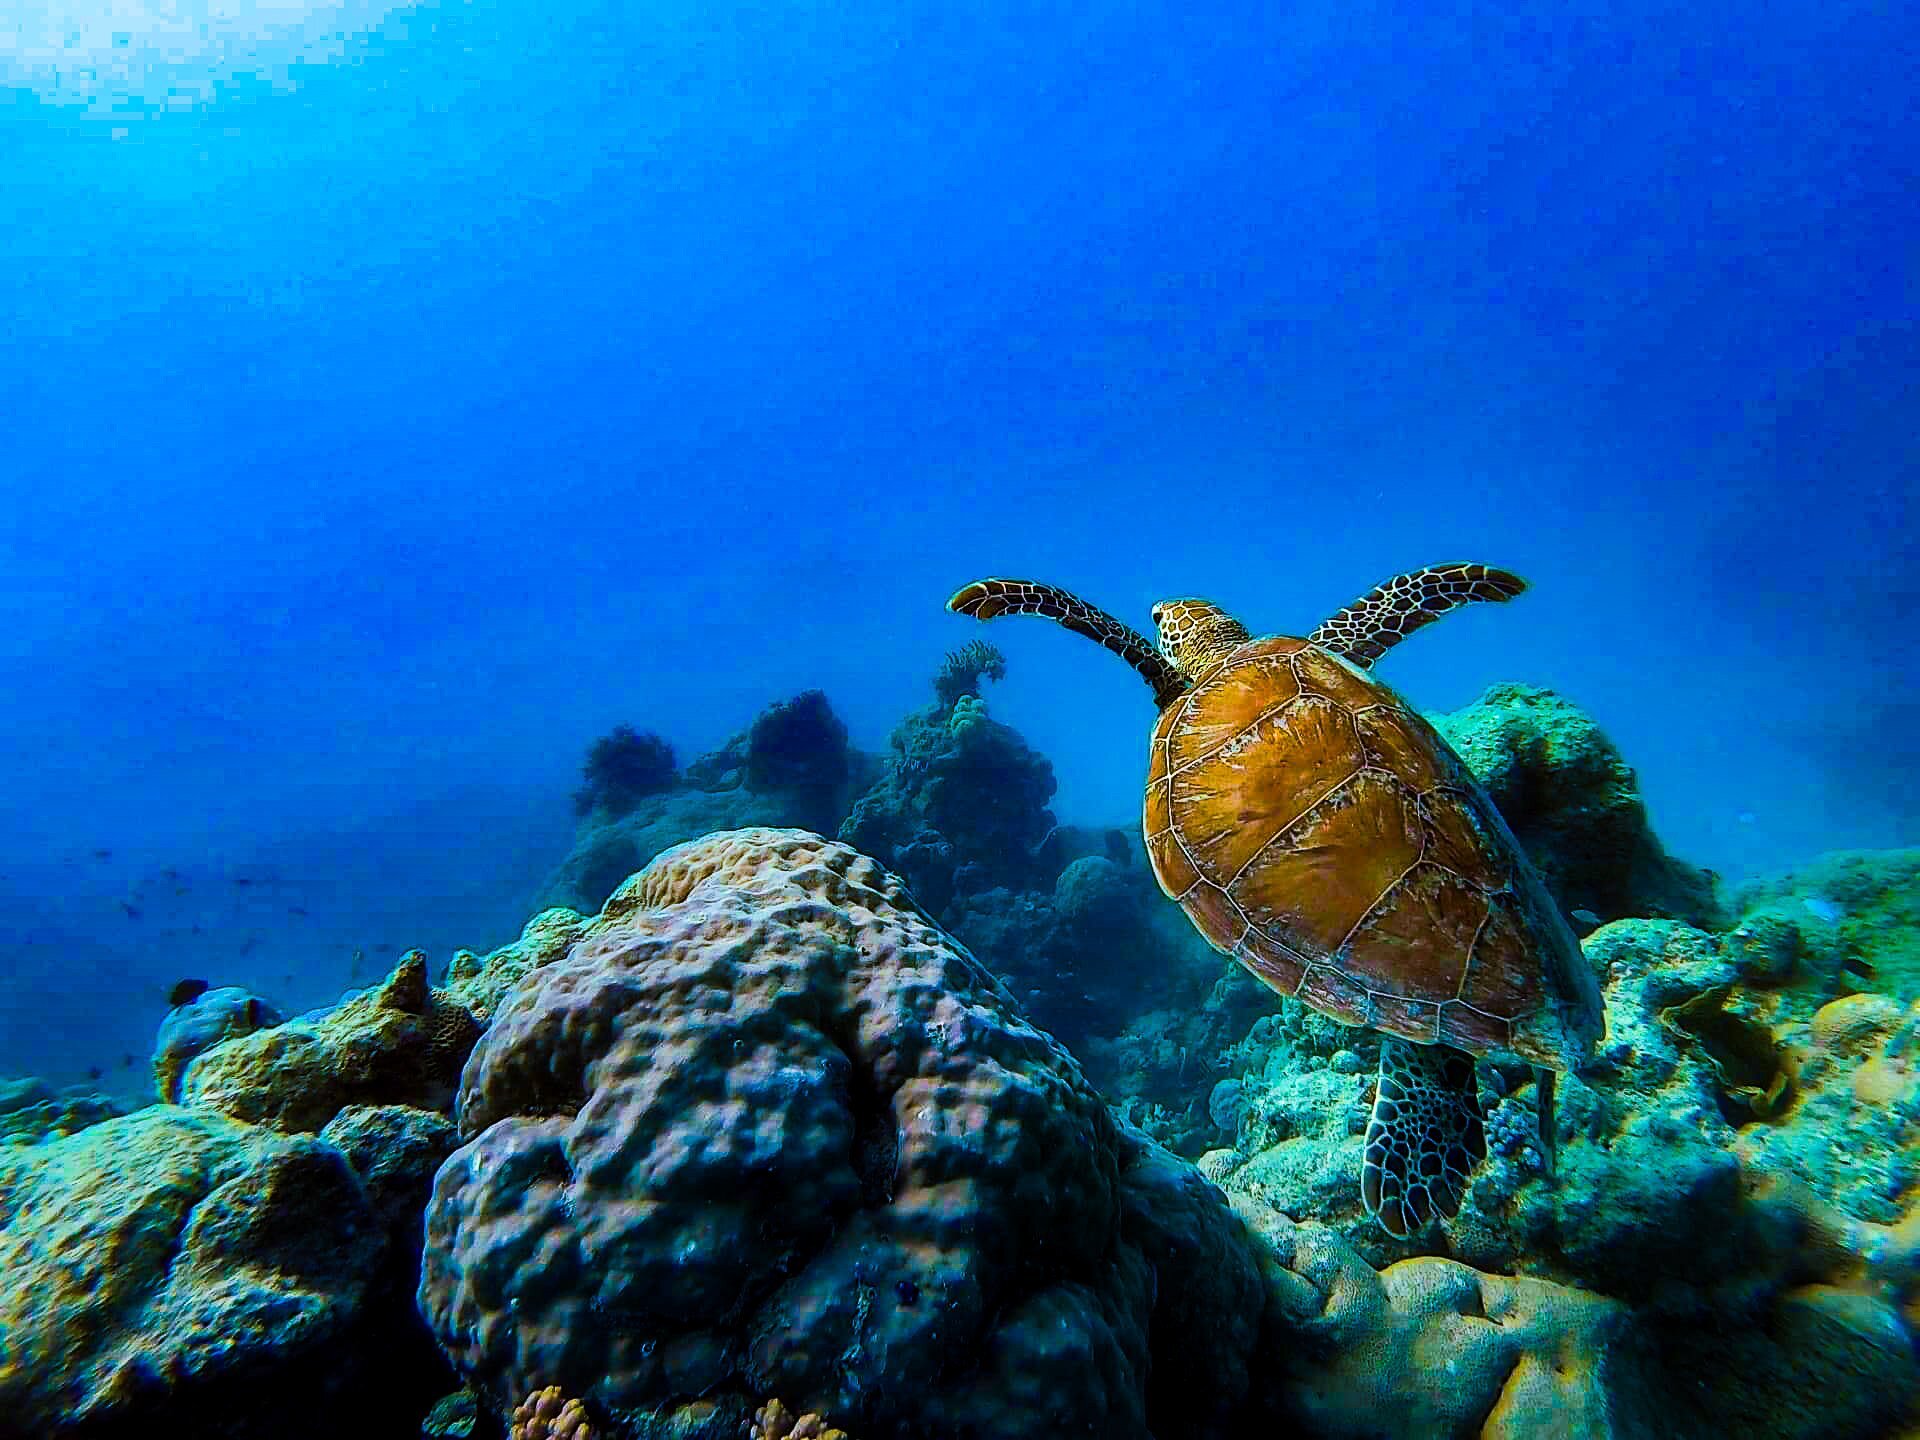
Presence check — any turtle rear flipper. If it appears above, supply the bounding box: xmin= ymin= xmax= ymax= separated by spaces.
xmin=948 ymin=578 xmax=1187 ymax=706
xmin=1362 ymin=1038 xmax=1487 ymax=1238
xmin=1310 ymin=563 xmax=1526 ymax=670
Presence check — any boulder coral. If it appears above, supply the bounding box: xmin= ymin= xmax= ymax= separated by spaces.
xmin=0 ymin=1106 xmax=383 ymax=1433
xmin=151 ymin=983 xmax=283 ymax=1102
xmin=1235 ymin=1201 xmax=1628 ymax=1439
xmin=419 ymin=828 xmax=1283 ymax=1440
xmin=0 ymin=1073 xmax=126 ymax=1147
xmin=1431 ymin=683 xmax=1721 ymax=928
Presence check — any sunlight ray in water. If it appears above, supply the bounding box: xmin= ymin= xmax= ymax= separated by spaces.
xmin=0 ymin=0 xmax=430 ymax=112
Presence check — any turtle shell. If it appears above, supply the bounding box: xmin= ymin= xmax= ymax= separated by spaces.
xmin=1143 ymin=635 xmax=1603 ymax=1067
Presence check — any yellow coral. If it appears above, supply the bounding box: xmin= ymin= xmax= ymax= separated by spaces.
xmin=751 ymin=1398 xmax=849 ymax=1440
xmin=511 ymin=1385 xmax=593 ymax=1440
xmin=1810 ymin=993 xmax=1906 ymax=1059
xmin=1252 ymin=1217 xmax=1625 ymax=1438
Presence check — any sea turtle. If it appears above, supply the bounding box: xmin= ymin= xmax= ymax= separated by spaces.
xmin=947 ymin=564 xmax=1605 ymax=1236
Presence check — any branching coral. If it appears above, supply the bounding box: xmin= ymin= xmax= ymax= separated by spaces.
xmin=933 ymin=638 xmax=1006 ymax=708
xmin=572 ymin=724 xmax=677 ymax=818
xmin=510 ymin=1385 xmax=593 ymax=1440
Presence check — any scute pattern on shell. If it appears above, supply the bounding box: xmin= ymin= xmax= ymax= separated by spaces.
xmin=1145 ymin=635 xmax=1595 ymax=1066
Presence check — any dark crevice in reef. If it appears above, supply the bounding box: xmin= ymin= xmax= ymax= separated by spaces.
xmin=823 ymin=1025 xmax=900 ymax=1209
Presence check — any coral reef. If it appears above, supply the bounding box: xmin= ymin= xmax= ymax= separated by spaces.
xmin=573 ymin=725 xmax=678 ymax=820
xmin=939 ymin=856 xmax=1228 ymax=1058
xmin=179 ymin=950 xmax=481 ymax=1132
xmin=422 ymin=1387 xmax=482 ymax=1438
xmin=0 ymin=1073 xmax=127 ymax=1146
xmin=1196 ymin=898 xmax=1920 ymax=1435
xmin=414 ymin=826 xmax=1920 ymax=1438
xmin=549 ymin=693 xmax=875 ymax=914
xmin=1729 ymin=847 xmax=1920 ymax=999
xmin=1077 ymin=943 xmax=1274 ymax=1154
xmin=319 ymin=1103 xmax=458 ymax=1238
xmin=838 ymin=689 xmax=1061 ymax=909
xmin=419 ymin=828 xmax=1283 ymax=1440
xmin=931 ymin=638 xmax=1006 ymax=708
xmin=441 ymin=905 xmax=592 ymax=1026
xmin=1432 ymin=682 xmax=1722 ymax=927
xmin=152 ymin=982 xmax=283 ymax=1102
xmin=25 ymin=786 xmax=1915 ymax=1437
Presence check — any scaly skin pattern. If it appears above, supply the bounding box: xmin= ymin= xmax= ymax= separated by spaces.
xmin=1144 ymin=633 xmax=1599 ymax=1068
xmin=1307 ymin=563 xmax=1526 ymax=669
xmin=947 ymin=578 xmax=1187 ymax=706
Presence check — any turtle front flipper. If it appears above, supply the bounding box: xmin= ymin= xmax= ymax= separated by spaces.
xmin=1309 ymin=563 xmax=1527 ymax=670
xmin=948 ymin=578 xmax=1187 ymax=707
xmin=1362 ymin=1038 xmax=1488 ymax=1238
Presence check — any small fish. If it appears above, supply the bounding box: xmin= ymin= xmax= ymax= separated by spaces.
xmin=85 ymin=1065 xmax=103 ymax=1082
xmin=121 ymin=1053 xmax=136 ymax=1068
xmin=1803 ymin=896 xmax=1844 ymax=924
xmin=238 ymin=935 xmax=260 ymax=955
xmin=169 ymin=978 xmax=210 ymax=1007
xmin=287 ymin=905 xmax=309 ymax=917
xmin=1571 ymin=908 xmax=1602 ymax=926
xmin=1843 ymin=955 xmax=1876 ymax=979
xmin=349 ymin=947 xmax=366 ymax=981
xmin=161 ymin=867 xmax=183 ymax=883
xmin=244 ymin=998 xmax=264 ymax=1026
xmin=1736 ymin=811 xmax=1757 ymax=826
xmin=119 ymin=900 xmax=142 ymax=920
xmin=92 ymin=848 xmax=112 ymax=861
xmin=233 ymin=877 xmax=253 ymax=888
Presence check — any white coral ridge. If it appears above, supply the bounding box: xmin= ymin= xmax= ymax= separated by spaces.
xmin=2 ymin=0 xmax=422 ymax=112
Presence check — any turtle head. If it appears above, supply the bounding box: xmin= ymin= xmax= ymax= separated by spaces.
xmin=1151 ymin=599 xmax=1252 ymax=683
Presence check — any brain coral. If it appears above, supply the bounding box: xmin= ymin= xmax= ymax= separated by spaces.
xmin=420 ymin=828 xmax=1269 ymax=1439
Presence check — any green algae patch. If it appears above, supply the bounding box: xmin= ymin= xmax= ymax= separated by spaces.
xmin=1732 ymin=849 xmax=1920 ymax=1002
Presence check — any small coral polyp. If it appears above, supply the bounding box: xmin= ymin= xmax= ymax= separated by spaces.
xmin=510 ymin=1384 xmax=593 ymax=1440
xmin=752 ymin=1398 xmax=850 ymax=1440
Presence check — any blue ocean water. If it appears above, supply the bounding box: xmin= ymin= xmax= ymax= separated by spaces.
xmin=1 ymin=0 xmax=1914 ymax=1092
